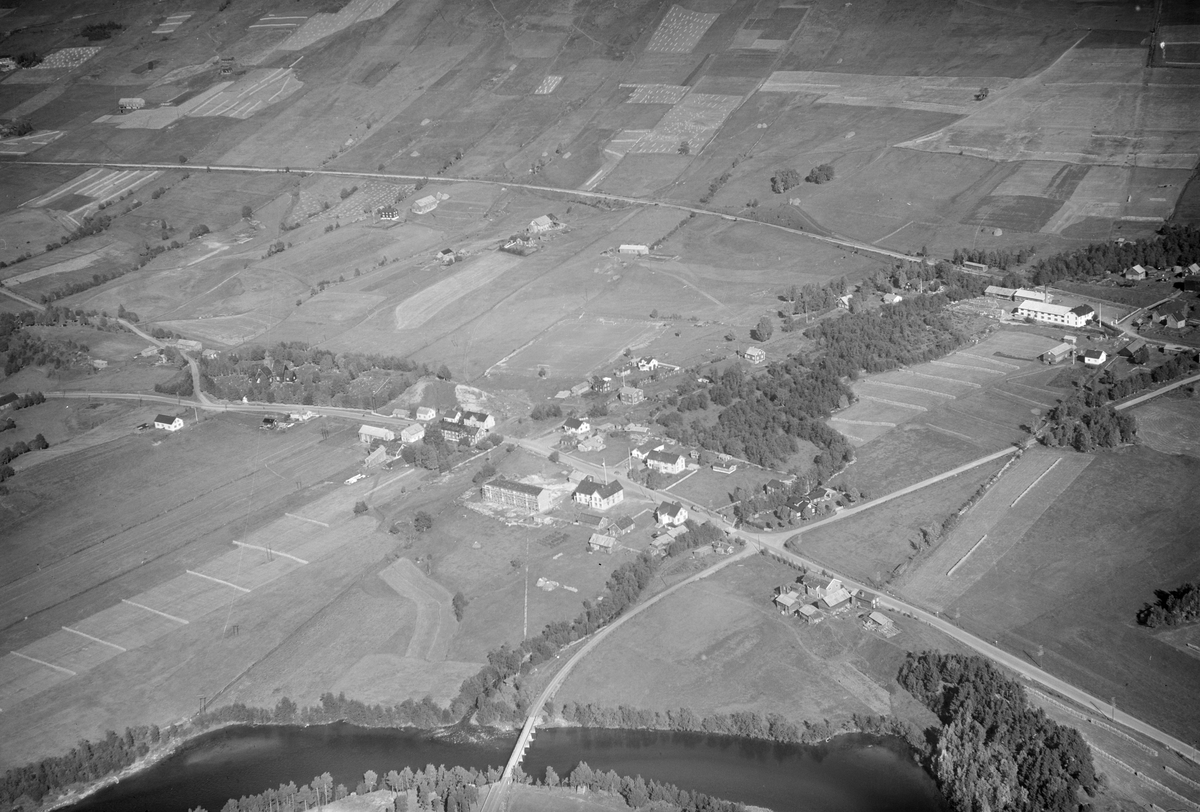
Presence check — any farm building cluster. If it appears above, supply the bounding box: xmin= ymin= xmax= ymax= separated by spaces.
xmin=772 ymin=575 xmax=893 ymax=631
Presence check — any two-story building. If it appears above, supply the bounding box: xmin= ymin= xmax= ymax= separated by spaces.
xmin=572 ymin=476 xmax=625 ymax=510
xmin=482 ymin=477 xmax=553 ymax=512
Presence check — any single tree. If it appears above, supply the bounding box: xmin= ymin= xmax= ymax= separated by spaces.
xmin=241 ymin=205 xmax=253 ymax=219
xmin=452 ymin=591 xmax=468 ymax=621
xmin=678 ymin=140 xmax=690 ymax=155
xmin=436 ymin=364 xmax=452 ymax=380
xmin=353 ymin=500 xmax=369 ymax=516
xmin=413 ymin=510 xmax=433 ymax=532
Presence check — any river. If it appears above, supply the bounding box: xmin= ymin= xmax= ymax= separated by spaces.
xmin=63 ymin=724 xmax=944 ymax=812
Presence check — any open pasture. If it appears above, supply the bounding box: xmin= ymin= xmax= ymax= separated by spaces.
xmin=120 ymin=171 xmax=293 ymax=239
xmin=0 ymin=419 xmax=361 ymax=641
xmin=0 ymin=241 xmax=126 ymax=287
xmin=948 ymin=447 xmax=1200 ymax=742
xmin=597 ymin=153 xmax=693 ymax=197
xmin=646 ymin=6 xmax=722 ymax=54
xmin=670 ymin=457 xmax=815 ymax=512
xmin=0 ymin=129 xmax=65 ymax=156
xmin=73 ymin=600 xmax=184 ymax=651
xmin=901 ymin=449 xmax=1092 ymax=610
xmin=393 ymin=252 xmax=520 ymax=331
xmin=17 ymin=628 xmax=122 ymax=675
xmin=557 ymin=554 xmax=929 ymax=725
xmin=797 ymin=459 xmax=1005 ymax=587
xmin=898 ymin=45 xmax=1200 ymax=170
xmin=496 ymin=317 xmax=658 ymax=378
xmin=263 ymin=291 xmax=386 ymax=343
xmin=1132 ymin=394 xmax=1200 ymax=458
xmin=258 ymin=224 xmax=421 ymax=278
xmin=0 ymin=654 xmax=71 ymax=713
xmin=378 ymin=558 xmax=456 ymax=661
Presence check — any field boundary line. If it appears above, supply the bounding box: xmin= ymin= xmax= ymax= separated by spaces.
xmin=11 ymin=651 xmax=76 ymax=675
xmin=285 ymin=512 xmax=329 ymax=528
xmin=1011 ymin=458 xmax=1060 ymax=507
xmin=947 ymin=535 xmax=986 ymax=577
xmin=1167 ymin=767 xmax=1200 ymax=794
xmin=61 ymin=626 xmax=126 ymax=651
xmin=858 ymin=394 xmax=927 ymax=411
xmin=1095 ymin=749 xmax=1200 ymax=810
xmin=958 ymin=352 xmax=1019 ymax=369
xmin=187 ymin=570 xmax=251 ymax=593
xmin=1029 ymin=688 xmax=1159 ymax=755
xmin=122 ymin=599 xmax=188 ymax=624
xmin=662 ymin=469 xmax=698 ymax=491
xmin=931 ymin=360 xmax=1003 ymax=374
xmin=866 ymin=380 xmax=955 ymax=398
xmin=831 ymin=417 xmax=896 ymax=427
xmin=233 ymin=540 xmax=308 ymax=564
xmin=905 ymin=369 xmax=981 ymax=389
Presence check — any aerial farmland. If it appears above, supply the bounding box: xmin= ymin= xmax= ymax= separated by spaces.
xmin=1 ymin=0 xmax=1199 ymax=809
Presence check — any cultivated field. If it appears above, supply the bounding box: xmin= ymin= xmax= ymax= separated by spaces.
xmin=393 ymin=253 xmax=521 ymax=331
xmin=947 ymin=446 xmax=1200 ymax=742
xmin=1133 ymin=392 xmax=1200 ymax=458
xmin=495 ymin=317 xmax=659 ymax=379
xmin=899 ymin=448 xmax=1093 ymax=609
xmin=795 ymin=458 xmax=1005 ymax=587
xmin=830 ymin=330 xmax=1059 ymax=492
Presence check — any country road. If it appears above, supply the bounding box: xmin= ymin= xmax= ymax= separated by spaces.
xmin=12 ymin=159 xmax=927 ymax=267
xmin=508 ymin=433 xmax=1199 ymax=771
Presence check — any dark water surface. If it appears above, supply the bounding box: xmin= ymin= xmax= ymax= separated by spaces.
xmin=65 ymin=724 xmax=945 ymax=812
xmin=525 ymin=728 xmax=946 ymax=812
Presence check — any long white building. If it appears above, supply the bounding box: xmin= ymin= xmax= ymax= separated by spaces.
xmin=1016 ymin=300 xmax=1095 ymax=328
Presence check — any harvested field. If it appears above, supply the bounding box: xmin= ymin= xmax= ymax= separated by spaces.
xmin=18 ymin=628 xmax=122 ymax=675
xmin=762 ymin=70 xmax=1012 ymax=115
xmin=24 ymin=168 xmax=161 ymax=221
xmin=0 ymin=129 xmax=65 ymax=156
xmin=186 ymin=68 xmax=303 ymax=120
xmin=647 ymin=6 xmax=721 ymax=54
xmin=0 ymin=654 xmax=71 ymax=712
xmin=152 ymin=12 xmax=192 ymax=35
xmin=393 ymin=253 xmax=520 ymax=331
xmin=278 ymin=0 xmax=401 ymax=51
xmin=625 ymin=84 xmax=690 ymax=104
xmin=901 ymin=449 xmax=1093 ymax=609
xmin=627 ymin=93 xmax=742 ymax=154
xmin=72 ymin=600 xmax=183 ymax=651
xmin=948 ymin=446 xmax=1200 ymax=742
xmin=31 ymin=47 xmax=102 ymax=70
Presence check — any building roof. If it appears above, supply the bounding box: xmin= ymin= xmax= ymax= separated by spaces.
xmin=821 ymin=587 xmax=852 ymax=607
xmin=618 ymin=385 xmax=643 ymax=396
xmin=1069 ymin=304 xmax=1095 ymax=318
xmin=1018 ymin=301 xmax=1076 ymax=318
xmin=657 ymin=500 xmax=685 ymax=517
xmin=613 ymin=515 xmax=636 ymax=531
xmin=1043 ymin=342 xmax=1074 ymax=358
xmin=868 ymin=611 xmax=891 ymax=627
xmin=575 ymin=478 xmax=623 ymax=499
xmin=359 ymin=425 xmax=393 ymax=438
xmin=1159 ymin=300 xmax=1188 ymax=319
xmin=984 ymin=285 xmax=1016 ymax=297
xmin=588 ymin=533 xmax=615 ymax=548
xmin=798 ymin=604 xmax=819 ymax=617
xmin=485 ymin=477 xmax=544 ymax=497
xmin=463 ymin=410 xmax=491 ymax=422
xmin=1122 ymin=338 xmax=1147 ymax=356
xmin=775 ymin=592 xmax=799 ymax=607
xmin=564 ymin=416 xmax=587 ymax=430
xmin=1082 ymin=349 xmax=1106 ymax=360
xmin=646 ymin=449 xmax=684 ymax=465
xmin=154 ymin=414 xmax=178 ymax=424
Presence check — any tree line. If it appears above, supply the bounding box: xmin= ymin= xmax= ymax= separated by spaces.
xmin=552 ymin=701 xmax=923 ymax=751
xmin=1136 ymin=581 xmax=1200 ymax=627
xmin=1039 ymin=392 xmax=1136 ymax=452
xmin=199 ymin=342 xmax=436 ymax=409
xmin=1028 ymin=224 xmax=1200 ymax=286
xmin=207 ymin=762 xmax=488 ymax=812
xmin=0 ymin=432 xmax=50 ymax=483
xmin=1094 ymin=351 xmax=1200 ymax=402
xmin=536 ymin=761 xmax=747 ymax=812
xmin=1 ymin=724 xmax=167 ymax=806
xmin=898 ymin=651 xmax=1096 ymax=812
